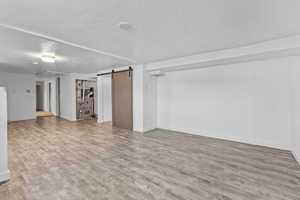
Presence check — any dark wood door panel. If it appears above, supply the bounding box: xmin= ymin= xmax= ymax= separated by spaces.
xmin=112 ymin=70 xmax=133 ymax=130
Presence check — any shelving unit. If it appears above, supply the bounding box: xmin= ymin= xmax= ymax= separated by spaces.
xmin=76 ymin=80 xmax=95 ymax=120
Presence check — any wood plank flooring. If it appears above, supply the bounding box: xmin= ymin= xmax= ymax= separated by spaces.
xmin=0 ymin=117 xmax=299 ymax=200
xmin=36 ymin=112 xmax=54 ymax=117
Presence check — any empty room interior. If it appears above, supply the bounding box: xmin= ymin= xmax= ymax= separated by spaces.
xmin=1 ymin=1 xmax=300 ymax=199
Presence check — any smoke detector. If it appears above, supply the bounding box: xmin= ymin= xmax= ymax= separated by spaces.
xmin=118 ymin=22 xmax=133 ymax=31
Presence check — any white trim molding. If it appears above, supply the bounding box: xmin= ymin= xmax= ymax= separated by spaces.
xmin=146 ymin=35 xmax=300 ymax=72
xmin=292 ymin=151 xmax=300 ymax=166
xmin=0 ymin=87 xmax=10 ymax=183
xmin=0 ymin=23 xmax=135 ymax=63
xmin=0 ymin=170 xmax=10 ymax=183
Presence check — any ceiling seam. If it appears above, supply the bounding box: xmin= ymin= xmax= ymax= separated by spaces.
xmin=0 ymin=23 xmax=136 ymax=63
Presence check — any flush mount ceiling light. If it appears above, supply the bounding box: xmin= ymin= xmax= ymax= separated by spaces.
xmin=40 ymin=55 xmax=56 ymax=63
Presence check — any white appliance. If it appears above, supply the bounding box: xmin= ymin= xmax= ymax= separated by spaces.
xmin=0 ymin=87 xmax=9 ymax=183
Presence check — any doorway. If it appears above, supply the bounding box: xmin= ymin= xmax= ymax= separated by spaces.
xmin=76 ymin=79 xmax=97 ymax=120
xmin=48 ymin=82 xmax=52 ymax=113
xmin=36 ymin=80 xmax=56 ymax=118
xmin=98 ymin=68 xmax=133 ymax=130
xmin=36 ymin=81 xmax=44 ymax=112
xmin=112 ymin=69 xmax=133 ymax=130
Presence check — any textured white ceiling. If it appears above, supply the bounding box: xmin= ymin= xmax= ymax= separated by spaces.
xmin=0 ymin=0 xmax=300 ymax=73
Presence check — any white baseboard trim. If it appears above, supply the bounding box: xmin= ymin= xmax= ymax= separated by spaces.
xmin=8 ymin=118 xmax=36 ymax=123
xmin=133 ymin=128 xmax=156 ymax=134
xmin=59 ymin=116 xmax=77 ymax=122
xmin=157 ymin=127 xmax=290 ymax=150
xmin=143 ymin=128 xmax=156 ymax=133
xmin=0 ymin=170 xmax=10 ymax=183
xmin=292 ymin=151 xmax=300 ymax=166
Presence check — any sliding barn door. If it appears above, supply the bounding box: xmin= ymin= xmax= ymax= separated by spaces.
xmin=112 ymin=70 xmax=133 ymax=130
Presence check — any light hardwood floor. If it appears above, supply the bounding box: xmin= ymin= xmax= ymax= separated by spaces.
xmin=36 ymin=112 xmax=53 ymax=117
xmin=0 ymin=117 xmax=300 ymax=200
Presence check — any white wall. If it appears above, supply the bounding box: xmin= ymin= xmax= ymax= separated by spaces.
xmin=133 ymin=65 xmax=144 ymax=132
xmin=132 ymin=65 xmax=157 ymax=132
xmin=143 ymin=69 xmax=157 ymax=132
xmin=290 ymin=57 xmax=300 ymax=165
xmin=0 ymin=87 xmax=10 ymax=182
xmin=60 ymin=75 xmax=76 ymax=121
xmin=0 ymin=72 xmax=36 ymax=121
xmin=97 ymin=75 xmax=112 ymax=122
xmin=157 ymin=58 xmax=293 ymax=150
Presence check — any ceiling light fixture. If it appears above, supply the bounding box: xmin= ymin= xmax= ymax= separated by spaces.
xmin=40 ymin=55 xmax=56 ymax=63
